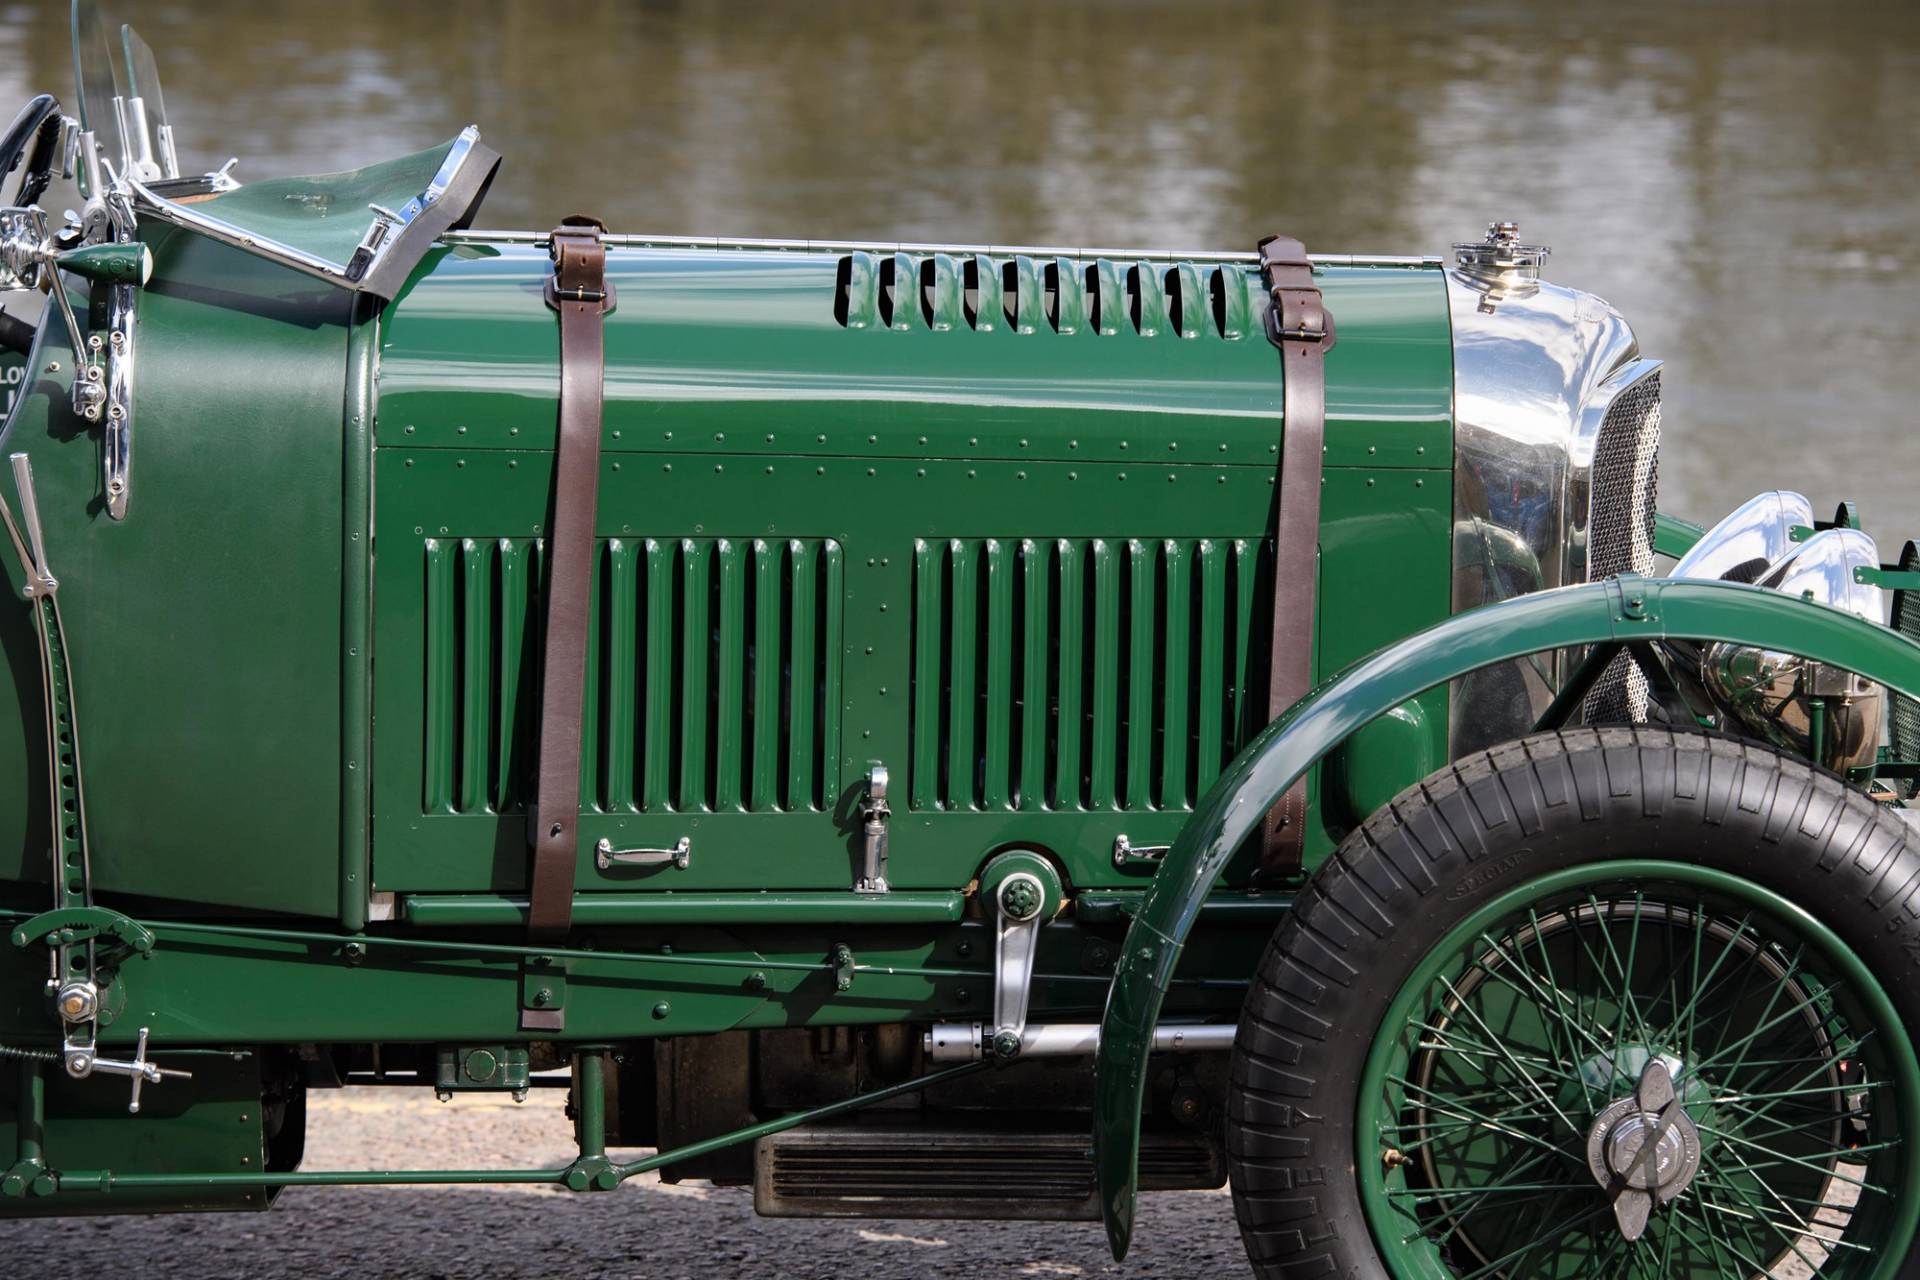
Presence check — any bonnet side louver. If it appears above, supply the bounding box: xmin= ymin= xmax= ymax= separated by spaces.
xmin=834 ymin=251 xmax=1250 ymax=340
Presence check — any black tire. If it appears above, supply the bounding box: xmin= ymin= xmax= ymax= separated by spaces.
xmin=1226 ymin=726 xmax=1920 ymax=1279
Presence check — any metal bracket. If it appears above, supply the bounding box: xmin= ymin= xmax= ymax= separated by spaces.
xmin=520 ymin=954 xmax=568 ymax=1032
xmin=594 ymin=835 xmax=690 ymax=871
xmin=61 ymin=1025 xmax=189 ymax=1114
xmin=989 ymin=872 xmax=1045 ymax=1059
xmin=831 ymin=942 xmax=856 ymax=992
xmin=346 ymin=127 xmax=480 ymax=283
xmin=854 ymin=763 xmax=890 ymax=894
xmin=0 ymin=200 xmax=140 ymax=516
xmin=10 ymin=906 xmax=153 ymax=956
xmin=99 ymin=283 xmax=135 ymax=518
xmin=1111 ymin=834 xmax=1171 ymax=870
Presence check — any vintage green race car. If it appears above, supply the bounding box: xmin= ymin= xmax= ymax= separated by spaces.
xmin=2 ymin=5 xmax=1919 ymax=1277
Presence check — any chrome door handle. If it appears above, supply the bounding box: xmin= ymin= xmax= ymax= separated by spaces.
xmin=594 ymin=836 xmax=691 ymax=871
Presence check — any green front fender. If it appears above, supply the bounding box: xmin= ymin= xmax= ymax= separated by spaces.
xmin=1092 ymin=573 xmax=1920 ymax=1258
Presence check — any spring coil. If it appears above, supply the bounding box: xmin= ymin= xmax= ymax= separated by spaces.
xmin=0 ymin=1043 xmax=59 ymax=1062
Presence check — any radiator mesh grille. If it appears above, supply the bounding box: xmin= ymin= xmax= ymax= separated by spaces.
xmin=909 ymin=536 xmax=1271 ymax=812
xmin=421 ymin=536 xmax=842 ymax=816
xmin=1582 ymin=372 xmax=1662 ymax=725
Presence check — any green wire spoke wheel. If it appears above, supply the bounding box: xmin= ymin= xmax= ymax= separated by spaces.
xmin=1360 ymin=863 xmax=1916 ymax=1278
xmin=1227 ymin=729 xmax=1920 ymax=1280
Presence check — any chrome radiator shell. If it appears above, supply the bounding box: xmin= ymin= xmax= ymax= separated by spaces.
xmin=1446 ymin=256 xmax=1662 ymax=756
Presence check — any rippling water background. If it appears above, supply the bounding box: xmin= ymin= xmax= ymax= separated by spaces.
xmin=2 ymin=0 xmax=1915 ymax=535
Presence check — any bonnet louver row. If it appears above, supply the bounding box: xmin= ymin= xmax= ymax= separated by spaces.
xmin=834 ymin=250 xmax=1257 ymax=339
xmin=423 ymin=535 xmax=844 ymax=817
xmin=910 ymin=535 xmax=1274 ymax=812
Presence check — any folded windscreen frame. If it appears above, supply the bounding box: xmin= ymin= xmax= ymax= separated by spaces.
xmin=127 ymin=128 xmax=502 ymax=301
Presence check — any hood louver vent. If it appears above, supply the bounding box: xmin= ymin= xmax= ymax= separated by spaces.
xmin=422 ymin=535 xmax=843 ymax=817
xmin=909 ymin=536 xmax=1272 ymax=812
xmin=836 ymin=250 xmax=1253 ymax=340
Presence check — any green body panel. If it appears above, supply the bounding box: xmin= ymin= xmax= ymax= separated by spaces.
xmin=0 ymin=350 xmax=22 ymax=422
xmin=370 ymin=244 xmax=1454 ymax=901
xmin=0 ymin=227 xmax=351 ymax=917
xmin=1091 ymin=575 xmax=1920 ymax=1258
xmin=0 ymin=911 xmax=1263 ymax=1046
xmin=0 ymin=229 xmax=1466 ymax=1214
xmin=2 ymin=1053 xmax=274 ymax=1216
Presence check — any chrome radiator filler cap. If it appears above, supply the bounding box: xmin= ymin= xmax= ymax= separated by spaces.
xmin=1453 ymin=219 xmax=1550 ymax=280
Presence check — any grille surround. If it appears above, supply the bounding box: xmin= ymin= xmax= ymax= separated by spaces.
xmin=1581 ymin=370 xmax=1663 ymax=725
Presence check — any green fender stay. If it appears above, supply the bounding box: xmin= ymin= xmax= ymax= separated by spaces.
xmin=1092 ymin=573 xmax=1920 ymax=1258
xmin=1653 ymin=510 xmax=1706 ymax=559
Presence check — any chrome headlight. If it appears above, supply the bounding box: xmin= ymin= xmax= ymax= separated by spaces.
xmin=1701 ymin=528 xmax=1886 ymax=772
xmin=1671 ymin=490 xmax=1814 ymax=584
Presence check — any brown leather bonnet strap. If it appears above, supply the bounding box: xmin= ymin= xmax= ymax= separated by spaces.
xmin=1256 ymin=234 xmax=1334 ymax=875
xmin=527 ymin=216 xmax=615 ymax=955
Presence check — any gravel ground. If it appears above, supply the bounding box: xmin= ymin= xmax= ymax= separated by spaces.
xmin=0 ymin=1090 xmax=1244 ymax=1278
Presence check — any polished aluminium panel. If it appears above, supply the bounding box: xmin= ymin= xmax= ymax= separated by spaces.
xmin=1446 ymin=244 xmax=1659 ymax=756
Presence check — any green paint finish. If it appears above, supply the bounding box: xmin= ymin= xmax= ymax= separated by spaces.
xmin=0 ymin=911 xmax=1263 ymax=1047
xmin=51 ymin=241 xmax=151 ymax=288
xmin=402 ymin=890 xmax=966 ymax=927
xmin=371 ymin=452 xmax=1455 ymax=896
xmin=378 ymin=245 xmax=1451 ymax=469
xmin=1 ymin=1053 xmax=274 ymax=1217
xmin=1094 ymin=575 xmax=1920 ymax=1256
xmin=0 ymin=228 xmax=350 ymax=916
xmin=1327 ymin=699 xmax=1434 ymax=830
xmin=1310 ymin=467 xmax=1452 ymax=859
xmin=368 ymin=244 xmax=1453 ymax=903
xmin=1655 ymin=510 xmax=1707 ymax=559
xmin=187 ymin=136 xmax=467 ymax=272
xmin=1357 ymin=863 xmax=1920 ymax=1279
xmin=340 ymin=298 xmax=378 ymax=929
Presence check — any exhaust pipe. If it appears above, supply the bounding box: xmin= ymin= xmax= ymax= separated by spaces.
xmin=923 ymin=1022 xmax=1233 ymax=1063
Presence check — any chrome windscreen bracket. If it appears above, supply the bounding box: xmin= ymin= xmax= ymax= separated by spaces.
xmin=99 ymin=282 xmax=135 ymax=518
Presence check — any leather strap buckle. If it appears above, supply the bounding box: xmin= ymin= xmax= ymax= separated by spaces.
xmin=545 ymin=221 xmax=616 ymax=314
xmin=1265 ymin=291 xmax=1336 ymax=347
xmin=543 ymin=276 xmax=616 ymax=311
xmin=1258 ymin=234 xmax=1336 ymax=350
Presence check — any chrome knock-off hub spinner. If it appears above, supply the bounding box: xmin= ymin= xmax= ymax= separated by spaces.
xmin=1584 ymin=1058 xmax=1703 ymax=1240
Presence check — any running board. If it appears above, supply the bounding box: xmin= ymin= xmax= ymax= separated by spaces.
xmin=753 ymin=1127 xmax=1222 ymax=1221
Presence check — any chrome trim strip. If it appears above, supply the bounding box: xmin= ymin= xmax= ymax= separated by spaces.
xmin=102 ymin=282 xmax=134 ymax=519
xmin=437 ymin=228 xmax=1443 ymax=267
